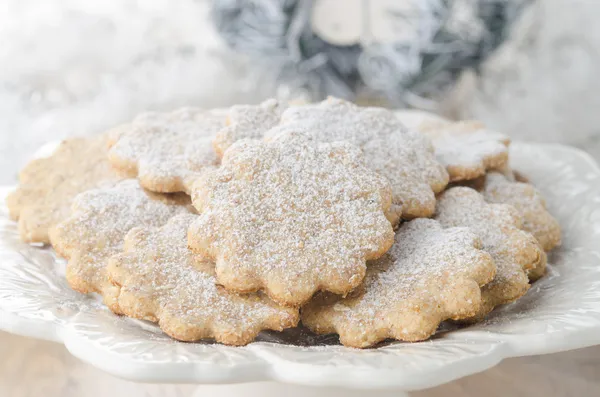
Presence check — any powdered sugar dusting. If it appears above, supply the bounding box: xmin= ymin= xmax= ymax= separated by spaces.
xmin=419 ymin=120 xmax=510 ymax=182
xmin=5 ymin=133 xmax=122 ymax=243
xmin=213 ymin=99 xmax=284 ymax=157
xmin=302 ymin=218 xmax=495 ymax=348
xmin=264 ymin=97 xmax=449 ymax=220
xmin=188 ymin=131 xmax=395 ymax=307
xmin=108 ymin=108 xmax=225 ymax=193
xmin=435 ymin=187 xmax=543 ymax=318
xmin=108 ymin=214 xmax=298 ymax=345
xmin=50 ymin=179 xmax=192 ymax=312
xmin=483 ymin=172 xmax=561 ymax=251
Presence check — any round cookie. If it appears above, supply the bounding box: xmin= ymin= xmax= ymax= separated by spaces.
xmin=108 ymin=214 xmax=299 ymax=345
xmin=188 ymin=131 xmax=395 ymax=307
xmin=302 ymin=218 xmax=496 ymax=348
xmin=6 ymin=134 xmax=122 ymax=244
xmin=50 ymin=179 xmax=192 ymax=313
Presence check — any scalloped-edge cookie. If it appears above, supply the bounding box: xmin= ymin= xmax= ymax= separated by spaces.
xmin=50 ymin=180 xmax=192 ymax=313
xmin=264 ymin=97 xmax=449 ymax=221
xmin=435 ymin=187 xmax=544 ymax=320
xmin=107 ymin=107 xmax=226 ymax=194
xmin=419 ymin=120 xmax=510 ymax=182
xmin=108 ymin=214 xmax=299 ymax=345
xmin=482 ymin=172 xmax=561 ymax=252
xmin=6 ymin=134 xmax=122 ymax=244
xmin=188 ymin=131 xmax=395 ymax=307
xmin=213 ymin=99 xmax=284 ymax=157
xmin=301 ymin=218 xmax=495 ymax=348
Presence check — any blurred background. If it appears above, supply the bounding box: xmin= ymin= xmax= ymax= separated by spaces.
xmin=2 ymin=0 xmax=600 ymax=183
xmin=1 ymin=0 xmax=600 ymax=395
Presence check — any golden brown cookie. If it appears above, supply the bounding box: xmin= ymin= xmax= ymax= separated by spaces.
xmin=218 ymin=97 xmax=449 ymax=222
xmin=482 ymin=172 xmax=561 ymax=252
xmin=302 ymin=218 xmax=495 ymax=348
xmin=435 ymin=187 xmax=544 ymax=320
xmin=188 ymin=131 xmax=395 ymax=307
xmin=50 ymin=180 xmax=192 ymax=313
xmin=213 ymin=99 xmax=284 ymax=157
xmin=419 ymin=120 xmax=510 ymax=182
xmin=6 ymin=134 xmax=122 ymax=244
xmin=528 ymin=251 xmax=548 ymax=281
xmin=107 ymin=108 xmax=225 ymax=194
xmin=268 ymin=98 xmax=449 ymax=221
xmin=108 ymin=214 xmax=299 ymax=345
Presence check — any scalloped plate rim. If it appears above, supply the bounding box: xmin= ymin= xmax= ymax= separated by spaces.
xmin=1 ymin=141 xmax=600 ymax=391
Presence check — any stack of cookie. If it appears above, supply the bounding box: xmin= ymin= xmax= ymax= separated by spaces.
xmin=7 ymin=98 xmax=561 ymax=348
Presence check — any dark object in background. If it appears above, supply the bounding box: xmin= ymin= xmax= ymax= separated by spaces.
xmin=211 ymin=0 xmax=531 ymax=107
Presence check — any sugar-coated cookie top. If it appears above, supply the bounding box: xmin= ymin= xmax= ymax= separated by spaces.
xmin=108 ymin=214 xmax=298 ymax=345
xmin=6 ymin=134 xmax=122 ymax=244
xmin=188 ymin=131 xmax=395 ymax=306
xmin=302 ymin=218 xmax=495 ymax=348
xmin=265 ymin=97 xmax=449 ymax=220
xmin=50 ymin=179 xmax=192 ymax=312
xmin=420 ymin=120 xmax=510 ymax=182
xmin=108 ymin=107 xmax=226 ymax=193
xmin=483 ymin=172 xmax=561 ymax=252
xmin=213 ymin=99 xmax=284 ymax=157
xmin=436 ymin=187 xmax=543 ymax=318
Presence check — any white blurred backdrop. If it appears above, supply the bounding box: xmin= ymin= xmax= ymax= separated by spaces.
xmin=1 ymin=0 xmax=600 ymax=184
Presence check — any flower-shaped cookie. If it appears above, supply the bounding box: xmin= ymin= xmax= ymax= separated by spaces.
xmin=263 ymin=98 xmax=449 ymax=221
xmin=302 ymin=218 xmax=495 ymax=348
xmin=50 ymin=180 xmax=192 ymax=313
xmin=188 ymin=132 xmax=395 ymax=306
xmin=482 ymin=172 xmax=561 ymax=252
xmin=436 ymin=187 xmax=544 ymax=320
xmin=108 ymin=107 xmax=225 ymax=194
xmin=108 ymin=214 xmax=299 ymax=345
xmin=213 ymin=99 xmax=284 ymax=157
xmin=420 ymin=120 xmax=510 ymax=182
xmin=6 ymin=134 xmax=122 ymax=244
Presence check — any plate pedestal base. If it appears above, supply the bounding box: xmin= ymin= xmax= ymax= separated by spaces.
xmin=191 ymin=382 xmax=410 ymax=397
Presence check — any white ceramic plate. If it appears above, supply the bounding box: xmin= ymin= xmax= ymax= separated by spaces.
xmin=1 ymin=142 xmax=600 ymax=391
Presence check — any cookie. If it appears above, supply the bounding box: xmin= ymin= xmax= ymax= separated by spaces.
xmin=482 ymin=172 xmax=561 ymax=252
xmin=394 ymin=109 xmax=448 ymax=131
xmin=301 ymin=218 xmax=495 ymax=348
xmin=107 ymin=107 xmax=225 ymax=194
xmin=188 ymin=131 xmax=395 ymax=307
xmin=435 ymin=187 xmax=544 ymax=320
xmin=108 ymin=214 xmax=298 ymax=345
xmin=50 ymin=179 xmax=192 ymax=313
xmin=419 ymin=120 xmax=510 ymax=182
xmin=6 ymin=134 xmax=122 ymax=244
xmin=528 ymin=251 xmax=548 ymax=281
xmin=265 ymin=97 xmax=449 ymax=220
xmin=213 ymin=99 xmax=284 ymax=157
